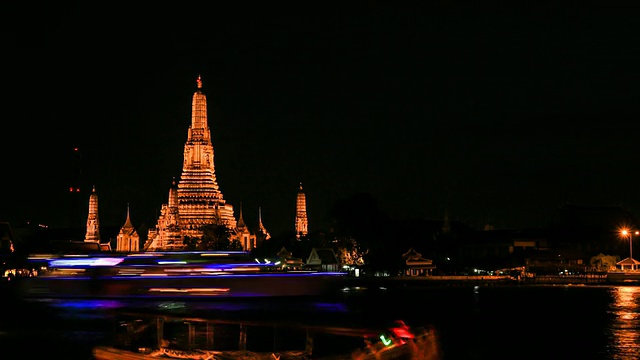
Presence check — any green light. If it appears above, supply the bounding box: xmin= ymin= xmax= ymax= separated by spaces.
xmin=379 ymin=335 xmax=392 ymax=346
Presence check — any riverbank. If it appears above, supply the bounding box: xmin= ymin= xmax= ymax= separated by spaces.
xmin=342 ymin=273 xmax=615 ymax=288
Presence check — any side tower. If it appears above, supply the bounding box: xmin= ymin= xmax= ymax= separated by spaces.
xmin=116 ymin=204 xmax=140 ymax=252
xmin=146 ymin=178 xmax=183 ymax=251
xmin=295 ymin=182 xmax=309 ymax=239
xmin=84 ymin=185 xmax=101 ymax=243
xmin=177 ymin=75 xmax=237 ymax=238
xmin=235 ymin=203 xmax=256 ymax=251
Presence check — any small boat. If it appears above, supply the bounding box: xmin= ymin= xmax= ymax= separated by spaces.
xmin=91 ymin=310 xmax=441 ymax=360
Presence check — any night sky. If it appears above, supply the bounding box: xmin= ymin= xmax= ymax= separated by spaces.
xmin=4 ymin=2 xmax=640 ymax=237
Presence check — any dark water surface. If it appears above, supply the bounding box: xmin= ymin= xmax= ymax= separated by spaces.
xmin=1 ymin=284 xmax=638 ymax=359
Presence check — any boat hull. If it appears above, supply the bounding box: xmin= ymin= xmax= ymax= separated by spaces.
xmin=18 ymin=272 xmax=349 ymax=300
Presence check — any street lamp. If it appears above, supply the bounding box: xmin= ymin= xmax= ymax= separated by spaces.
xmin=621 ymin=229 xmax=640 ymax=263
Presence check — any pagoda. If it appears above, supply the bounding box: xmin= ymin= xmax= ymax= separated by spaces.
xmin=146 ymin=76 xmax=265 ymax=251
xmin=295 ymin=182 xmax=308 ymax=238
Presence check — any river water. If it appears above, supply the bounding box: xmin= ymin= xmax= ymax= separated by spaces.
xmin=1 ymin=284 xmax=639 ymax=359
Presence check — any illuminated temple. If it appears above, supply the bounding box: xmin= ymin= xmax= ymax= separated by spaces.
xmin=295 ymin=183 xmax=308 ymax=238
xmin=84 ymin=185 xmax=101 ymax=243
xmin=144 ymin=76 xmax=269 ymax=251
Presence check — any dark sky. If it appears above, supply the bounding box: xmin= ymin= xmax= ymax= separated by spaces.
xmin=4 ymin=1 xmax=640 ymax=237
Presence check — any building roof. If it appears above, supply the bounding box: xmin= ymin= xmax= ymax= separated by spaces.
xmin=277 ymin=247 xmax=292 ymax=259
xmin=307 ymin=248 xmax=339 ymax=265
xmin=402 ymin=247 xmax=423 ymax=259
xmin=402 ymin=247 xmax=434 ymax=267
xmin=616 ymin=257 xmax=640 ymax=266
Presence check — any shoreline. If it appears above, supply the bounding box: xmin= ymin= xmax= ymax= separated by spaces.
xmin=342 ymin=273 xmax=640 ymax=287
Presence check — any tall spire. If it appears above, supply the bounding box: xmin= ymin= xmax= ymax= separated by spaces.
xmin=295 ymin=182 xmax=308 ymax=238
xmin=168 ymin=177 xmax=178 ymax=208
xmin=258 ymin=206 xmax=265 ymax=228
xmin=258 ymin=206 xmax=271 ymax=240
xmin=189 ymin=75 xmax=210 ymax=137
xmin=147 ymin=76 xmax=239 ymax=251
xmin=84 ymin=185 xmax=101 ymax=242
xmin=237 ymin=202 xmax=247 ymax=228
xmin=123 ymin=203 xmax=133 ymax=228
xmin=176 ymin=75 xmax=236 ymax=237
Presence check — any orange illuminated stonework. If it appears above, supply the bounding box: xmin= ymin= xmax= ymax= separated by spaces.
xmin=146 ymin=179 xmax=183 ymax=250
xmin=116 ymin=204 xmax=140 ymax=252
xmin=176 ymin=75 xmax=237 ymax=235
xmin=84 ymin=185 xmax=101 ymax=243
xmin=145 ymin=76 xmax=264 ymax=251
xmin=295 ymin=182 xmax=308 ymax=238
xmin=83 ymin=186 xmax=111 ymax=251
xmin=236 ymin=204 xmax=256 ymax=251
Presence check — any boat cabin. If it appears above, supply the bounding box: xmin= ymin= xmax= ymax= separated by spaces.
xmin=306 ymin=248 xmax=341 ymax=272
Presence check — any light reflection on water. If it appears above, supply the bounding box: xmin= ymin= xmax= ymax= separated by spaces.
xmin=28 ymin=286 xmax=640 ymax=359
xmin=18 ymin=295 xmax=437 ymax=359
xmin=32 ymin=297 xmax=350 ymax=315
xmin=608 ymin=286 xmax=640 ymax=359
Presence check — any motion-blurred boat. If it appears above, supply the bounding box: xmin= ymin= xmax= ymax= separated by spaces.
xmin=16 ymin=251 xmax=349 ymax=300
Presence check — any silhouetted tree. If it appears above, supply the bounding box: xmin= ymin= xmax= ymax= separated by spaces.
xmin=205 ymin=225 xmax=232 ymax=250
xmin=327 ymin=193 xmax=402 ymax=274
xmin=251 ymin=230 xmax=292 ymax=258
xmin=590 ymin=253 xmax=619 ymax=271
xmin=229 ymin=239 xmax=243 ymax=251
xmin=184 ymin=236 xmax=197 ymax=250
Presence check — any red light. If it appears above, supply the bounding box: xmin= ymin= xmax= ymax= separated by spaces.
xmin=76 ymin=188 xmax=81 ymax=192
xmin=390 ymin=320 xmax=414 ymax=339
xmin=69 ymin=187 xmax=74 ymax=192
